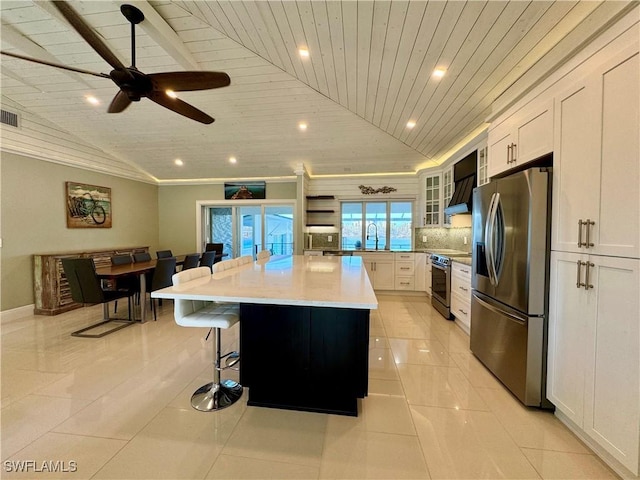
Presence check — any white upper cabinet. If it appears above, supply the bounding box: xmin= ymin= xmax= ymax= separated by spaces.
xmin=552 ymin=48 xmax=639 ymax=258
xmin=487 ymin=99 xmax=553 ymax=179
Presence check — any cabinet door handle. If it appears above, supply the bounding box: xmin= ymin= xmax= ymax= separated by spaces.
xmin=585 ymin=219 xmax=595 ymax=248
xmin=400 ymin=267 xmax=410 ymax=270
xmin=506 ymin=144 xmax=512 ymax=163
xmin=461 ymin=268 xmax=469 ymax=274
xmin=578 ymin=219 xmax=584 ymax=247
xmin=584 ymin=261 xmax=594 ymax=290
xmin=576 ymin=260 xmax=585 ymax=288
xmin=458 ymin=308 xmax=468 ymax=315
xmin=459 ymin=286 xmax=468 ymax=292
xmin=511 ymin=143 xmax=517 ymax=162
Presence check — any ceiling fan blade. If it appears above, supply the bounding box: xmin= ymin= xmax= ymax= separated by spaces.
xmin=0 ymin=51 xmax=110 ymax=79
xmin=108 ymin=91 xmax=132 ymax=113
xmin=52 ymin=1 xmax=127 ymax=72
xmin=148 ymin=72 xmax=231 ymax=92
xmin=148 ymin=91 xmax=214 ymax=124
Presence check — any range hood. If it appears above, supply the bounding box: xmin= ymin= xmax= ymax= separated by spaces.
xmin=444 ymin=150 xmax=477 ymax=215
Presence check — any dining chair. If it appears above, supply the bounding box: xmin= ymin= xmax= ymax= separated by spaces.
xmin=182 ymin=253 xmax=201 ymax=270
xmin=133 ymin=252 xmax=152 ymax=262
xmin=62 ymin=257 xmax=136 ymax=338
xmin=205 ymin=243 xmax=224 ymax=263
xmin=110 ymin=254 xmax=138 ymax=311
xmin=199 ymin=251 xmax=217 ymax=271
xmin=172 ymin=266 xmax=242 ymax=411
xmin=149 ymin=257 xmax=177 ymax=321
xmin=156 ymin=250 xmax=173 ymax=259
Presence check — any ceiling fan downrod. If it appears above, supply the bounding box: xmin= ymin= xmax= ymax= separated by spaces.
xmin=120 ymin=4 xmax=144 ymax=69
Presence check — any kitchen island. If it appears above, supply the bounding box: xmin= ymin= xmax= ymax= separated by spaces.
xmin=152 ymin=255 xmax=378 ymax=416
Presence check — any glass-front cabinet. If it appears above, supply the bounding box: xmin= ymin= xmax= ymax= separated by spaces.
xmin=478 ymin=144 xmax=489 ymax=186
xmin=443 ymin=166 xmax=453 ymax=226
xmin=423 ymin=174 xmax=441 ymax=226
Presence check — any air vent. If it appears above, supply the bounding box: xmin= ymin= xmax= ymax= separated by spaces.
xmin=1 ymin=109 xmax=19 ymax=128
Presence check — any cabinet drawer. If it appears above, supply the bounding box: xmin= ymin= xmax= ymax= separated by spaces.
xmin=451 ymin=293 xmax=471 ymax=331
xmin=452 ymin=275 xmax=472 ymax=302
xmin=395 ymin=276 xmax=415 ymax=290
xmin=395 ymin=252 xmax=415 ymax=262
xmin=355 ymin=252 xmax=395 ymax=262
xmin=452 ymin=261 xmax=471 ymax=278
xmin=395 ymin=261 xmax=415 ymax=276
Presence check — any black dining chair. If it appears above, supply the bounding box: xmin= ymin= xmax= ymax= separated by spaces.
xmin=149 ymin=257 xmax=177 ymax=321
xmin=156 ymin=250 xmax=173 ymax=259
xmin=132 ymin=252 xmax=153 ymax=292
xmin=111 ymin=254 xmax=138 ymax=312
xmin=133 ymin=252 xmax=152 ymax=263
xmin=182 ymin=253 xmax=201 ymax=270
xmin=205 ymin=243 xmax=224 ymax=263
xmin=61 ymin=257 xmax=136 ymax=338
xmin=199 ymin=251 xmax=217 ymax=271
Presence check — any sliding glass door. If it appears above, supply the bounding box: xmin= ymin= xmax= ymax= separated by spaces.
xmin=205 ymin=203 xmax=294 ymax=258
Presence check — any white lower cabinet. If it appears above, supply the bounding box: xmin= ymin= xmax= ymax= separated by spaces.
xmin=394 ymin=252 xmax=415 ymax=290
xmin=425 ymin=255 xmax=432 ymax=295
xmin=451 ymin=261 xmax=472 ymax=334
xmin=354 ymin=252 xmax=395 ymax=290
xmin=548 ymin=251 xmax=639 ymax=475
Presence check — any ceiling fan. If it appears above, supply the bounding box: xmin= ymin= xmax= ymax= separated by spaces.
xmin=1 ymin=1 xmax=230 ymax=124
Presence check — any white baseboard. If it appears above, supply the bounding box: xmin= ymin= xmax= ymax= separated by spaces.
xmin=0 ymin=304 xmax=34 ymax=324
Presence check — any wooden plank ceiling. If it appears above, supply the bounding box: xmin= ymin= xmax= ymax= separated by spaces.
xmin=0 ymin=1 xmax=632 ymax=182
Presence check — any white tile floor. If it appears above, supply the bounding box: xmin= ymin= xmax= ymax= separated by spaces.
xmin=1 ymin=294 xmax=619 ymax=479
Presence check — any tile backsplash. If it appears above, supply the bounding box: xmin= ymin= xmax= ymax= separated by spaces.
xmin=307 ymin=228 xmax=472 ymax=252
xmin=414 ymin=227 xmax=472 ymax=253
xmin=306 ymin=233 xmax=339 ymax=249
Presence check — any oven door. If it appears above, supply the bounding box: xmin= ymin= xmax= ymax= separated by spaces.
xmin=431 ymin=263 xmax=450 ymax=307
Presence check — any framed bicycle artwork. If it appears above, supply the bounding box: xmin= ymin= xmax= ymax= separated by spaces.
xmin=65 ymin=182 xmax=112 ymax=228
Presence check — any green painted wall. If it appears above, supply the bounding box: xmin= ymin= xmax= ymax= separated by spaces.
xmin=158 ymin=182 xmax=297 ymax=255
xmin=0 ymin=152 xmax=159 ymax=311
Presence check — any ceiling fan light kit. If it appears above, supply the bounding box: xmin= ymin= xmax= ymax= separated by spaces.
xmin=1 ymin=1 xmax=230 ymax=125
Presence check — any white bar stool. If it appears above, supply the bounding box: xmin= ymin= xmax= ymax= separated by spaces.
xmin=172 ymin=267 xmax=242 ymax=411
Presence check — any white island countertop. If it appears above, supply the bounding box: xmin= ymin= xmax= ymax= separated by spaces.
xmin=153 ymin=255 xmax=378 ymax=310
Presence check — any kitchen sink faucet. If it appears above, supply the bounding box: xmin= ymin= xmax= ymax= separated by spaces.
xmin=366 ymin=222 xmax=379 ymax=250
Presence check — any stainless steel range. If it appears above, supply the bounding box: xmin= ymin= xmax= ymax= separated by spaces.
xmin=430 ymin=254 xmax=453 ymax=320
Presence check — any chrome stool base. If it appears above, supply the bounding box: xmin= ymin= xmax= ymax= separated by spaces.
xmin=191 ymin=379 xmax=243 ymax=412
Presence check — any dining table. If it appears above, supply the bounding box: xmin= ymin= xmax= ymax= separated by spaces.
xmin=95 ymin=253 xmax=226 ymax=322
xmin=152 ymin=254 xmax=378 ymax=416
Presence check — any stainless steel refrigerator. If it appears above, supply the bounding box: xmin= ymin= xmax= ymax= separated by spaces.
xmin=471 ymin=165 xmax=553 ymax=408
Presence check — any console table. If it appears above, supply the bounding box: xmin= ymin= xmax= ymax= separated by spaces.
xmin=33 ymin=246 xmax=149 ymax=315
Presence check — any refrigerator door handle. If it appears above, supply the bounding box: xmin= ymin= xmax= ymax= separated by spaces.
xmin=493 ymin=192 xmax=505 ymax=284
xmin=485 ymin=192 xmax=500 ymax=286
xmin=473 ymin=293 xmax=528 ymax=325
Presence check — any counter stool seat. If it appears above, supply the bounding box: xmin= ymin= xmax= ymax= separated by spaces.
xmin=173 ymin=267 xmax=242 ymax=411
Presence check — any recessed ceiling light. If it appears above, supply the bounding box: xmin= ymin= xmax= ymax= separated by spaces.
xmin=432 ymin=68 xmax=446 ymax=78
xmin=166 ymin=90 xmax=178 ymax=99
xmin=298 ymin=48 xmax=309 ymax=58
xmin=85 ymin=95 xmax=100 ymax=105
xmin=174 ymin=159 xmax=183 ymax=166
xmin=406 ymin=120 xmax=416 ymax=129
xmin=229 ymin=157 xmax=237 ymax=164
xmin=298 ymin=122 xmax=307 ymax=131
